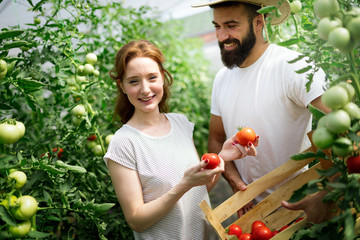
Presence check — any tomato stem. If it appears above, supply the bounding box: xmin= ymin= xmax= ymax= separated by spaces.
xmin=347 ymin=52 xmax=360 ymax=99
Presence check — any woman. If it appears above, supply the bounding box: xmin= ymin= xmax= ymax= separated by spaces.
xmin=105 ymin=39 xmax=256 ymax=239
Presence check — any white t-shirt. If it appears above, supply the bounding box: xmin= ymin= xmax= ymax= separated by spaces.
xmin=211 ymin=44 xmax=326 ymax=202
xmin=104 ymin=113 xmax=217 ymax=240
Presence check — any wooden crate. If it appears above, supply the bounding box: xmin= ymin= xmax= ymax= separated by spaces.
xmin=200 ymin=138 xmax=360 ymax=239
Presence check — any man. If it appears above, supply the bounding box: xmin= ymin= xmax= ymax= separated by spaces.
xmin=192 ymin=0 xmax=331 ymax=216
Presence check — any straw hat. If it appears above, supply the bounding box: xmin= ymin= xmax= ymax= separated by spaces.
xmin=191 ymin=0 xmax=291 ymax=25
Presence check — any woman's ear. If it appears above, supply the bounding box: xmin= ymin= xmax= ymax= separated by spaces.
xmin=117 ymin=79 xmax=126 ymax=94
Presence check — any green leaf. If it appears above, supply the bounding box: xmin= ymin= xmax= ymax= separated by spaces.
xmin=257 ymin=5 xmax=277 ymax=14
xmin=308 ymin=103 xmax=326 ymax=119
xmin=277 ymin=38 xmax=300 ymax=47
xmin=0 ymin=205 xmax=17 ymax=227
xmin=28 ymin=231 xmax=51 ymax=238
xmin=290 ymin=151 xmax=318 ymax=160
xmin=16 ymin=78 xmax=46 ymax=93
xmin=3 ymin=40 xmax=32 ymax=50
xmin=0 ymin=29 xmax=25 ymax=40
xmin=92 ymin=203 xmax=115 ymax=213
xmin=295 ymin=65 xmax=312 ymax=74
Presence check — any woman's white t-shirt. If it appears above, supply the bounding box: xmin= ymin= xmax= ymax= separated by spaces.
xmin=104 ymin=113 xmax=217 ymax=240
xmin=211 ymin=44 xmax=326 ymax=202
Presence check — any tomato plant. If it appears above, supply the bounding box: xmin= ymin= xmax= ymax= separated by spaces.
xmin=236 ymin=127 xmax=256 ymax=146
xmin=228 ymin=224 xmax=242 ymax=238
xmin=201 ymin=153 xmax=220 ymax=169
xmin=290 ymin=0 xmax=302 ymax=14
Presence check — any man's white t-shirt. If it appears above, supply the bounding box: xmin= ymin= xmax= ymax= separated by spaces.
xmin=104 ymin=113 xmax=217 ymax=240
xmin=211 ymin=44 xmax=326 ymax=202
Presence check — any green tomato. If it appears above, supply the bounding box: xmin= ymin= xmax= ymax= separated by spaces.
xmin=76 ymin=75 xmax=87 ymax=83
xmin=83 ymin=63 xmax=94 ymax=75
xmin=12 ymin=195 xmax=38 ymax=221
xmin=326 ymin=110 xmax=351 ymax=134
xmin=328 ymin=27 xmax=351 ymax=52
xmin=34 ymin=17 xmax=41 ymax=25
xmin=312 ymin=127 xmax=335 ymax=149
xmin=8 ymin=171 xmax=27 ymax=189
xmin=8 ymin=220 xmax=32 ymax=237
xmin=332 ymin=144 xmax=353 ymax=157
xmin=343 ymin=102 xmax=360 ymax=119
xmin=93 ymin=69 xmax=100 ymax=77
xmin=346 ymin=17 xmax=360 ymax=41
xmin=343 ymin=7 xmax=360 ymax=26
xmin=85 ymin=53 xmax=98 ymax=65
xmin=322 ymin=85 xmax=349 ymax=109
xmin=67 ymin=76 xmax=77 ymax=86
xmin=290 ymin=1 xmax=302 ymax=14
xmin=86 ymin=140 xmax=97 ymax=150
xmin=0 ymin=67 xmax=7 ymax=80
xmin=0 ymin=122 xmax=21 ymax=144
xmin=317 ymin=17 xmax=342 ymax=40
xmin=105 ymin=134 xmax=114 ymax=146
xmin=77 ymin=65 xmax=85 ymax=76
xmin=317 ymin=115 xmax=328 ymax=128
xmin=0 ymin=59 xmax=7 ymax=72
xmin=92 ymin=145 xmax=103 ymax=156
xmin=338 ymin=81 xmax=355 ymax=101
xmin=314 ymin=0 xmax=340 ymax=19
xmin=16 ymin=121 xmax=25 ymax=139
xmin=71 ymin=104 xmax=86 ymax=116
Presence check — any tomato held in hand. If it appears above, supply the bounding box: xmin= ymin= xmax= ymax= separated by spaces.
xmin=252 ymin=226 xmax=273 ymax=240
xmin=236 ymin=127 xmax=256 ymax=146
xmin=201 ymin=153 xmax=220 ymax=169
xmin=239 ymin=233 xmax=253 ymax=240
xmin=347 ymin=156 xmax=360 ymax=173
xmin=228 ymin=224 xmax=242 ymax=238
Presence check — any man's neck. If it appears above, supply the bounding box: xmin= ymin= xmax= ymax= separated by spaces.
xmin=239 ymin=41 xmax=269 ymax=68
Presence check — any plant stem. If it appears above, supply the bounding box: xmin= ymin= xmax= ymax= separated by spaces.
xmin=347 ymin=52 xmax=360 ymax=98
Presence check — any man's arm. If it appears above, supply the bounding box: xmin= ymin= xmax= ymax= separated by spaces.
xmin=208 ymin=114 xmax=249 ymax=191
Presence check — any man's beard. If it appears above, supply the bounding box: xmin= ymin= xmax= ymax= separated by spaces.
xmin=219 ymin=24 xmax=256 ymax=69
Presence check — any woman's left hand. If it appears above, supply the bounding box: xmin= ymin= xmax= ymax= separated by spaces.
xmin=218 ymin=134 xmax=258 ymax=161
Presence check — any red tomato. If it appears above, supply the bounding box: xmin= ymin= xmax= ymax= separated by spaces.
xmin=279 ymin=225 xmax=290 ymax=232
xmin=347 ymin=156 xmax=360 ymax=173
xmin=236 ymin=127 xmax=256 ymax=146
xmin=272 ymin=230 xmax=279 ymax=236
xmin=295 ymin=217 xmax=304 ymax=223
xmin=251 ymin=220 xmax=266 ymax=233
xmin=239 ymin=233 xmax=253 ymax=240
xmin=228 ymin=224 xmax=242 ymax=238
xmin=201 ymin=153 xmax=220 ymax=169
xmin=252 ymin=226 xmax=273 ymax=240
xmin=52 ymin=148 xmax=64 ymax=158
xmin=87 ymin=134 xmax=97 ymax=141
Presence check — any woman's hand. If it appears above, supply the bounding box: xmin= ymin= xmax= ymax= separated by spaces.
xmin=218 ymin=134 xmax=258 ymax=161
xmin=181 ymin=157 xmax=225 ymax=189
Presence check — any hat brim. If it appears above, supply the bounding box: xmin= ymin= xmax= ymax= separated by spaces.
xmin=191 ymin=0 xmax=290 ymax=25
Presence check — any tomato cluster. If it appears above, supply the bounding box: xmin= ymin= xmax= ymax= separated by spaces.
xmin=86 ymin=133 xmax=114 ymax=156
xmin=227 ymin=221 xmax=277 ymax=240
xmin=314 ymin=0 xmax=360 ymax=52
xmin=1 ymin=170 xmax=39 ymax=238
xmin=312 ymin=81 xmax=360 ymax=172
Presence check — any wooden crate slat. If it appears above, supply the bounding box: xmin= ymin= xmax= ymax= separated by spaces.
xmin=228 ymin=163 xmax=321 ymax=233
xmin=199 ymin=200 xmax=226 ymax=239
xmin=212 ymin=146 xmax=315 ymax=223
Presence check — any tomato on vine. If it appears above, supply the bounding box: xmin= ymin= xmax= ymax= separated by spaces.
xmin=7 ymin=220 xmax=32 ymax=238
xmin=8 ymin=170 xmax=27 ymax=189
xmin=11 ymin=195 xmax=38 ymax=221
xmin=347 ymin=156 xmax=360 ymax=174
